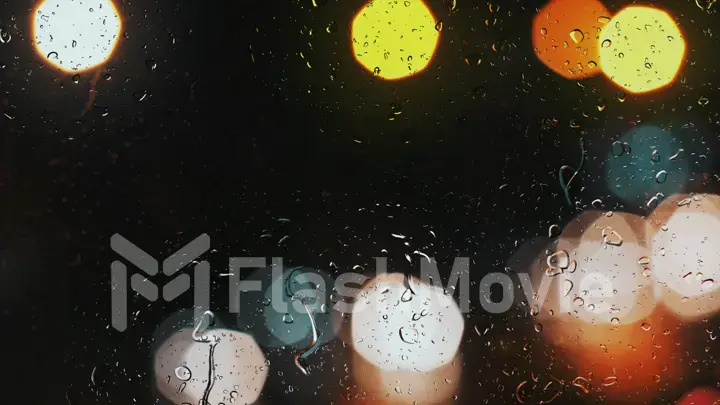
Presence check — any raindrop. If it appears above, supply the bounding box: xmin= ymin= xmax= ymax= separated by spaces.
xmin=655 ymin=170 xmax=668 ymax=183
xmin=311 ymin=0 xmax=328 ymax=6
xmin=702 ymin=279 xmax=715 ymax=287
xmin=0 ymin=28 xmax=11 ymax=44
xmin=72 ymin=40 xmax=77 ymax=48
xmin=610 ymin=317 xmax=620 ymax=325
xmin=569 ymin=29 xmax=584 ymax=43
xmin=326 ymin=21 xmax=338 ymax=34
xmin=573 ymin=296 xmax=584 ymax=307
xmin=637 ymin=256 xmax=650 ymax=265
xmin=616 ymin=92 xmax=626 ymax=102
xmin=602 ymin=376 xmax=618 ymax=386
xmin=669 ymin=149 xmax=685 ymax=161
xmin=146 ymin=59 xmax=157 ymax=70
xmin=698 ymin=96 xmax=710 ymax=106
xmin=641 ymin=322 xmax=651 ymax=331
xmin=534 ymin=323 xmax=543 ymax=332
xmin=133 ymin=90 xmax=148 ymax=102
xmin=602 ymin=227 xmax=623 ymax=246
xmin=399 ymin=327 xmax=419 ymax=344
xmin=651 ymin=150 xmax=660 ymax=162
xmin=464 ymin=53 xmax=482 ymax=66
xmin=174 ymin=366 xmax=192 ymax=381
xmin=611 ymin=141 xmax=625 ymax=157
xmin=72 ymin=74 xmax=80 ymax=83
xmin=618 ymin=52 xmax=624 ymax=58
xmin=597 ymin=16 xmax=611 ymax=24
xmin=642 ymin=268 xmax=652 ymax=277
xmin=547 ymin=250 xmax=570 ymax=269
xmin=282 ymin=313 xmax=294 ymax=323
xmin=563 ymin=280 xmax=574 ymax=297
xmin=540 ymin=27 xmax=548 ymax=35
xmin=104 ymin=73 xmax=112 ymax=81
xmin=262 ymin=298 xmax=271 ymax=306
xmin=601 ymin=39 xmax=612 ymax=48
xmin=548 ymin=224 xmax=560 ymax=238
xmin=596 ymin=97 xmax=606 ymax=111
xmin=47 ymin=51 xmax=59 ymax=59
xmin=372 ymin=66 xmax=381 ymax=76
xmin=435 ymin=21 xmax=443 ymax=31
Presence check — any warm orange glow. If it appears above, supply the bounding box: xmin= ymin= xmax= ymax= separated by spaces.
xmin=31 ymin=0 xmax=122 ymax=73
xmin=532 ymin=0 xmax=610 ymax=79
xmin=530 ymin=211 xmax=686 ymax=402
xmin=599 ymin=6 xmax=685 ymax=93
xmin=676 ymin=388 xmax=720 ymax=405
xmin=351 ymin=0 xmax=440 ymax=80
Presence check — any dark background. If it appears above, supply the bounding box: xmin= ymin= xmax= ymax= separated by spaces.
xmin=1 ymin=0 xmax=719 ymax=403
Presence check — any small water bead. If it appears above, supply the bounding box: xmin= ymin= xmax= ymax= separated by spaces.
xmin=573 ymin=297 xmax=585 ymax=307
xmin=540 ymin=27 xmax=547 ymax=35
xmin=174 ymin=366 xmax=192 ymax=381
xmin=282 ymin=313 xmax=294 ymax=323
xmin=638 ymin=256 xmax=650 ymax=265
xmin=547 ymin=250 xmax=570 ymax=269
xmin=597 ymin=16 xmax=611 ymax=23
xmin=641 ymin=322 xmax=651 ymax=331
xmin=610 ymin=317 xmax=620 ymax=325
xmin=534 ymin=323 xmax=543 ymax=332
xmin=569 ymin=29 xmax=584 ymax=43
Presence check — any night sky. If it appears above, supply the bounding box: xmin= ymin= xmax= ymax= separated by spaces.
xmin=2 ymin=0 xmax=720 ymax=404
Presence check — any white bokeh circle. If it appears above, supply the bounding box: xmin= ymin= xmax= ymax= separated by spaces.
xmin=350 ymin=273 xmax=464 ymax=373
xmin=32 ymin=0 xmax=122 ymax=72
xmin=153 ymin=328 xmax=268 ymax=405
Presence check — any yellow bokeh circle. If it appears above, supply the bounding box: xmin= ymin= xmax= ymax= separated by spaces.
xmin=598 ymin=6 xmax=685 ymax=93
xmin=351 ymin=0 xmax=440 ymax=80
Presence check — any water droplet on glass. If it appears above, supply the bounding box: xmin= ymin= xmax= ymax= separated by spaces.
xmin=262 ymin=298 xmax=271 ymax=306
xmin=0 ymin=28 xmax=11 ymax=44
xmin=611 ymin=141 xmax=625 ymax=157
xmin=610 ymin=317 xmax=620 ymax=325
xmin=174 ymin=366 xmax=192 ymax=381
xmin=618 ymin=52 xmax=624 ymax=58
xmin=282 ymin=313 xmax=294 ymax=323
xmin=563 ymin=280 xmax=574 ymax=297
xmin=602 ymin=227 xmax=623 ymax=246
xmin=603 ymin=376 xmax=618 ymax=386
xmin=597 ymin=16 xmax=611 ymax=23
xmin=548 ymin=224 xmax=560 ymax=238
xmin=72 ymin=40 xmax=77 ymax=48
xmin=641 ymin=322 xmax=651 ymax=331
xmin=651 ymin=150 xmax=660 ymax=162
xmin=642 ymin=268 xmax=653 ymax=277
xmin=638 ymin=256 xmax=650 ymax=265
xmin=698 ymin=96 xmax=710 ymax=106
xmin=573 ymin=296 xmax=584 ymax=307
xmin=601 ymin=39 xmax=612 ymax=48
xmin=146 ymin=59 xmax=157 ymax=70
xmin=133 ymin=90 xmax=148 ymax=102
xmin=540 ymin=27 xmax=548 ymax=35
xmin=669 ymin=149 xmax=684 ymax=161
xmin=655 ymin=170 xmax=668 ymax=183
xmin=464 ymin=53 xmax=482 ymax=66
xmin=569 ymin=29 xmax=584 ymax=43
xmin=534 ymin=323 xmax=543 ymax=332
xmin=616 ymin=92 xmax=626 ymax=102
xmin=72 ymin=74 xmax=80 ymax=83
xmin=399 ymin=326 xmax=419 ymax=344
xmin=326 ymin=20 xmax=338 ymax=34
xmin=547 ymin=250 xmax=570 ymax=269
xmin=47 ymin=51 xmax=59 ymax=59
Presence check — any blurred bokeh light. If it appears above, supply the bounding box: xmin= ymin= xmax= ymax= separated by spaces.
xmin=153 ymin=326 xmax=268 ymax=405
xmin=599 ymin=6 xmax=685 ymax=93
xmin=32 ymin=0 xmax=122 ymax=72
xmin=605 ymin=125 xmax=689 ymax=209
xmin=647 ymin=193 xmax=720 ymax=320
xmin=348 ymin=273 xmax=463 ymax=404
xmin=532 ymin=0 xmax=610 ymax=79
xmin=351 ymin=0 xmax=440 ymax=80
